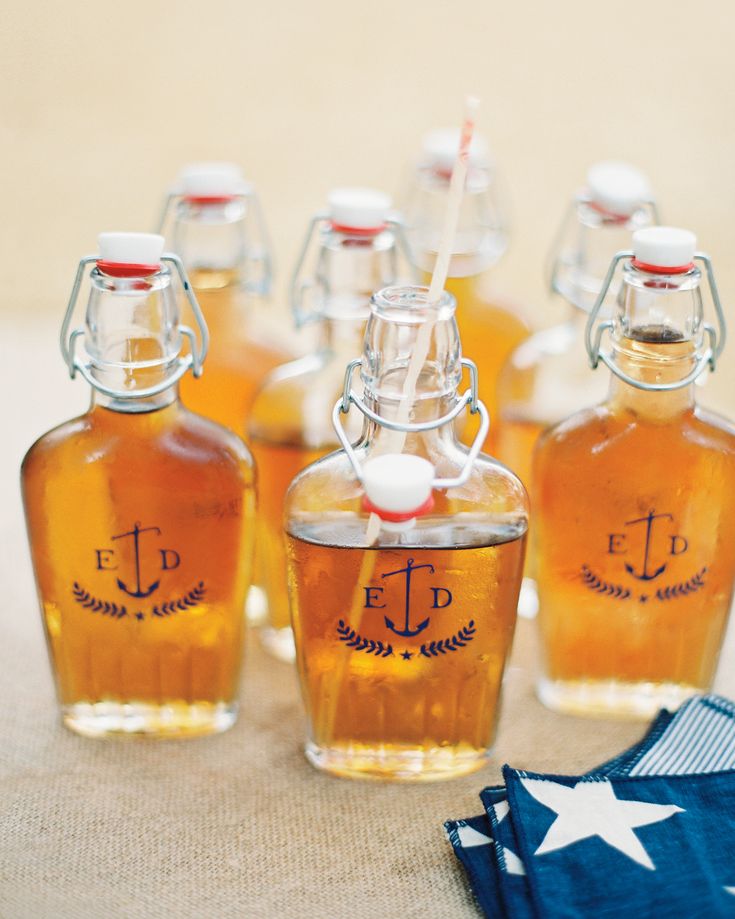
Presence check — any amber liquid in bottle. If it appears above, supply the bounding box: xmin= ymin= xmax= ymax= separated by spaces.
xmin=287 ymin=514 xmax=524 ymax=780
xmin=23 ymin=259 xmax=256 ymax=737
xmin=250 ymin=207 xmax=401 ymax=655
xmin=534 ymin=330 xmax=735 ymax=717
xmin=494 ymin=315 xmax=597 ymax=505
xmin=249 ymin=335 xmax=364 ymax=655
xmin=421 ymin=272 xmax=528 ymax=452
xmin=286 ymin=285 xmax=529 ymax=780
xmin=249 ymin=438 xmax=326 ymax=638
xmin=179 ymin=268 xmax=289 ymax=434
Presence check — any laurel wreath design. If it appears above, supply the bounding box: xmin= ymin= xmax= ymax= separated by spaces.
xmin=336 ymin=620 xmax=394 ymax=656
xmin=419 ymin=622 xmax=476 ymax=658
xmin=580 ymin=565 xmax=631 ymax=599
xmin=152 ymin=582 xmax=206 ymax=617
xmin=72 ymin=582 xmax=128 ymax=618
xmin=655 ymin=567 xmax=707 ymax=601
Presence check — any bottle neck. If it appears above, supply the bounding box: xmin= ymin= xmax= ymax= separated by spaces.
xmin=85 ymin=268 xmax=183 ymax=414
xmin=552 ymin=199 xmax=654 ymax=312
xmin=362 ymin=391 xmax=458 ymax=454
xmin=607 ymin=334 xmax=697 ymax=418
xmin=298 ymin=224 xmax=400 ymax=326
xmin=91 ymin=360 xmax=180 ymax=413
xmin=357 ymin=286 xmax=462 ymax=452
xmin=406 ymin=166 xmax=506 ymax=275
xmin=604 ymin=265 xmax=704 ymax=418
xmin=172 ymin=198 xmax=267 ymax=296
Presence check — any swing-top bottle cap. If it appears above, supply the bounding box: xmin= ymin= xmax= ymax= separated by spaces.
xmin=328 ymin=187 xmax=392 ymax=232
xmin=97 ymin=233 xmax=165 ymax=272
xmin=362 ymin=454 xmax=435 ymax=520
xmin=586 ymin=161 xmax=652 ymax=218
xmin=177 ymin=161 xmax=252 ymax=198
xmin=632 ymin=226 xmax=696 ymax=271
xmin=421 ymin=127 xmax=490 ymax=171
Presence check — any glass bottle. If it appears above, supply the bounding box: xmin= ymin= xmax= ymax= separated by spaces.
xmin=285 ymin=285 xmax=528 ymax=781
xmin=534 ymin=226 xmax=735 ymax=718
xmin=248 ymin=188 xmax=411 ymax=662
xmin=158 ymin=162 xmax=290 ymax=433
xmin=402 ymin=128 xmax=529 ymax=447
xmin=495 ymin=162 xmax=657 ymax=615
xmin=21 ymin=233 xmax=255 ymax=737
xmin=496 ymin=161 xmax=657 ymax=503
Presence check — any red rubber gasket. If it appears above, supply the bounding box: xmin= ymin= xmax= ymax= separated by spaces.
xmin=361 ymin=493 xmax=435 ymax=522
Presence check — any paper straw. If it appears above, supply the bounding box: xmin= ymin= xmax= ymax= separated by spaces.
xmin=382 ymin=94 xmax=480 ymax=452
xmin=319 ymin=98 xmax=480 ymax=746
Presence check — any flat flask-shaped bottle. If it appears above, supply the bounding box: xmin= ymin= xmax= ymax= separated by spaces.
xmin=21 ymin=233 xmax=255 ymax=737
xmin=403 ymin=128 xmax=529 ymax=446
xmin=160 ymin=162 xmax=290 ymax=433
xmin=496 ymin=161 xmax=657 ymax=507
xmin=249 ymin=188 xmax=410 ymax=661
xmin=285 ymin=285 xmax=528 ymax=781
xmin=535 ymin=227 xmax=735 ymax=718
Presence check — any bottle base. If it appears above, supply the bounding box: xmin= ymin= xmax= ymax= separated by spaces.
xmin=304 ymin=740 xmax=491 ymax=782
xmin=61 ymin=700 xmax=238 ymax=738
xmin=537 ymin=676 xmax=703 ymax=720
xmin=259 ymin=626 xmax=296 ymax=663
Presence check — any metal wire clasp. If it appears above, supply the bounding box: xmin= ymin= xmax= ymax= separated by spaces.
xmin=60 ymin=253 xmax=209 ymax=401
xmin=332 ymin=357 xmax=489 ymax=490
xmin=157 ymin=189 xmax=273 ymax=296
xmin=584 ymin=250 xmax=726 ymax=391
xmin=290 ymin=213 xmax=412 ymax=328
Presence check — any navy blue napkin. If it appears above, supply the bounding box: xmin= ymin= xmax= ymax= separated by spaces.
xmin=446 ymin=695 xmax=735 ymax=917
xmin=506 ymin=767 xmax=735 ymax=918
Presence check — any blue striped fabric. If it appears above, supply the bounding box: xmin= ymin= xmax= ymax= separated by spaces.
xmin=627 ymin=695 xmax=735 ymax=776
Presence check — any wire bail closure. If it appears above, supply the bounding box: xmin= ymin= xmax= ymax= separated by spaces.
xmin=289 ymin=213 xmax=413 ymax=328
xmin=60 ymin=253 xmax=209 ymax=401
xmin=157 ymin=189 xmax=273 ymax=297
xmin=332 ymin=357 xmax=489 ymax=491
xmin=584 ymin=250 xmax=726 ymax=392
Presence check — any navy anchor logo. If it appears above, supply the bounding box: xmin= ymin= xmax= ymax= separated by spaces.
xmin=113 ymin=523 xmax=162 ymax=597
xmin=382 ymin=558 xmax=434 ymax=638
xmin=343 ymin=561 xmax=462 ymax=657
xmin=608 ymin=509 xmax=688 ymax=582
xmin=95 ymin=522 xmax=180 ymax=598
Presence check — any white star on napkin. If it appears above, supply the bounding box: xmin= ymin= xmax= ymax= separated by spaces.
xmin=521 ymin=778 xmax=684 ymax=870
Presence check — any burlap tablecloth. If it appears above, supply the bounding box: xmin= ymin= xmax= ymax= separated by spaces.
xmin=3 ymin=315 xmax=734 ymax=919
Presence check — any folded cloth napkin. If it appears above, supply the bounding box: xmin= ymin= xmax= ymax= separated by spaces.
xmin=446 ymin=695 xmax=735 ymax=918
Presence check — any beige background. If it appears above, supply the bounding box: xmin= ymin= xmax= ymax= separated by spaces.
xmin=3 ymin=2 xmax=735 ymax=917
xmin=3 ymin=0 xmax=735 ymax=353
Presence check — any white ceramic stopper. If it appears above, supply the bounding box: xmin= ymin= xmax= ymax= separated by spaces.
xmin=328 ymin=187 xmax=392 ymax=230
xmin=362 ymin=454 xmax=435 ymax=515
xmin=178 ymin=161 xmax=251 ymax=197
xmin=98 ymin=232 xmax=165 ymax=265
xmin=421 ymin=127 xmax=490 ymax=171
xmin=633 ymin=226 xmax=697 ymax=268
xmin=586 ymin=161 xmax=652 ymax=217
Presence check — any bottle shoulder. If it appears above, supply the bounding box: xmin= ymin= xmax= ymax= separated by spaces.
xmin=249 ymin=351 xmax=350 ymax=446
xmin=251 ymin=353 xmax=327 ymax=405
xmin=535 ymin=400 xmax=735 ymax=460
xmin=692 ymin=405 xmax=735 ymax=440
xmin=22 ymin=404 xmax=254 ymax=481
xmin=286 ymin=441 xmax=528 ymax=535
xmin=22 ymin=413 xmax=92 ymax=475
